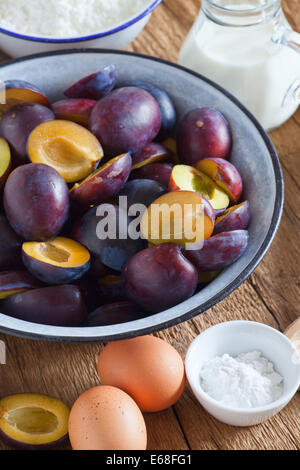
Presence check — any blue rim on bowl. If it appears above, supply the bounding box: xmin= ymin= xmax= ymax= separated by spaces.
xmin=0 ymin=0 xmax=162 ymax=43
xmin=0 ymin=49 xmax=284 ymax=342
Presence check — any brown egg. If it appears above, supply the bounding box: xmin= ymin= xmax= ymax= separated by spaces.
xmin=97 ymin=335 xmax=186 ymax=412
xmin=68 ymin=385 xmax=147 ymax=450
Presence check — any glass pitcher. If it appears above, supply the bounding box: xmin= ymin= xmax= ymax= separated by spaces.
xmin=178 ymin=0 xmax=300 ymax=131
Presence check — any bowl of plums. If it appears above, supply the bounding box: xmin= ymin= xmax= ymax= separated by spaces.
xmin=0 ymin=50 xmax=283 ymax=342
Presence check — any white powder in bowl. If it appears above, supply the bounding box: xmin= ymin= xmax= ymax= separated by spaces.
xmin=199 ymin=351 xmax=284 ymax=408
xmin=0 ymin=0 xmax=153 ymax=38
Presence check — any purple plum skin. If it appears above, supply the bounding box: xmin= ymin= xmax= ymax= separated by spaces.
xmin=122 ymin=243 xmax=198 ymax=313
xmin=89 ymin=87 xmax=162 ymax=155
xmin=131 ymin=162 xmax=174 ymax=188
xmin=177 ymin=107 xmax=232 ymax=165
xmin=97 ymin=276 xmax=127 ymax=303
xmin=88 ymin=301 xmax=145 ymax=327
xmin=0 ymin=215 xmax=23 ymax=271
xmin=0 ymin=271 xmax=41 ymax=298
xmin=214 ymin=201 xmax=250 ymax=235
xmin=0 ymin=103 xmax=55 ymax=165
xmin=184 ymin=230 xmax=249 ymax=271
xmin=118 ymin=80 xmax=176 ymax=141
xmin=64 ymin=65 xmax=118 ymax=100
xmin=1 ymin=285 xmax=87 ymax=327
xmin=4 ymin=163 xmax=69 ymax=241
xmin=72 ymin=205 xmax=146 ymax=272
xmin=131 ymin=142 xmax=173 ymax=168
xmin=118 ymin=179 xmax=167 ymax=208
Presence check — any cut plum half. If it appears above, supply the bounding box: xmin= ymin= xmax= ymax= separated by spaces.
xmin=52 ymin=99 xmax=96 ymax=127
xmin=70 ymin=153 xmax=132 ymax=207
xmin=141 ymin=190 xmax=215 ymax=247
xmin=169 ymin=164 xmax=230 ymax=210
xmin=131 ymin=142 xmax=174 ymax=170
xmin=214 ymin=201 xmax=250 ymax=234
xmin=22 ymin=237 xmax=91 ymax=285
xmin=196 ymin=157 xmax=243 ymax=203
xmin=28 ymin=120 xmax=103 ymax=183
xmin=0 ymin=138 xmax=11 ymax=188
xmin=0 ymin=271 xmax=41 ymax=299
xmin=0 ymin=393 xmax=69 ymax=449
xmin=0 ymin=80 xmax=50 ymax=118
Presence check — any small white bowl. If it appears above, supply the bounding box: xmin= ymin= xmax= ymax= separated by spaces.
xmin=0 ymin=0 xmax=162 ymax=58
xmin=185 ymin=321 xmax=300 ymax=427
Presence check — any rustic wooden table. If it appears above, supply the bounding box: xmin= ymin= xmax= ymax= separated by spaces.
xmin=0 ymin=0 xmax=299 ymax=451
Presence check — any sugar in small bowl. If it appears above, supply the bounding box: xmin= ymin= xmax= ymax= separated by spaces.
xmin=185 ymin=321 xmax=300 ymax=427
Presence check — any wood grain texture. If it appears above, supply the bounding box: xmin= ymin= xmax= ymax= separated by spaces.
xmin=0 ymin=0 xmax=299 ymax=451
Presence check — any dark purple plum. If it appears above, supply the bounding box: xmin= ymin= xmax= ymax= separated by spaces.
xmin=0 ymin=215 xmax=23 ymax=271
xmin=4 ymin=163 xmax=69 ymax=241
xmin=97 ymin=275 xmax=127 ymax=303
xmin=122 ymin=243 xmax=198 ymax=312
xmin=0 ymin=102 xmax=55 ymax=165
xmin=52 ymin=98 xmax=96 ymax=127
xmin=1 ymin=285 xmax=87 ymax=326
xmin=88 ymin=301 xmax=145 ymax=327
xmin=89 ymin=87 xmax=161 ymax=154
xmin=184 ymin=230 xmax=249 ymax=271
xmin=177 ymin=108 xmax=232 ymax=165
xmin=118 ymin=80 xmax=176 ymax=140
xmin=72 ymin=204 xmax=146 ymax=272
xmin=118 ymin=179 xmax=166 ymax=209
xmin=214 ymin=201 xmax=250 ymax=234
xmin=64 ymin=65 xmax=118 ymax=100
xmin=131 ymin=142 xmax=174 ymax=169
xmin=131 ymin=162 xmax=174 ymax=188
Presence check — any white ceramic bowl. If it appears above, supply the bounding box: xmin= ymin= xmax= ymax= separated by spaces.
xmin=185 ymin=321 xmax=300 ymax=427
xmin=0 ymin=0 xmax=162 ymax=58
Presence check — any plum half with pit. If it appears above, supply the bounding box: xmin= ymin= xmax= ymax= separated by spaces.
xmin=22 ymin=237 xmax=91 ymax=284
xmin=177 ymin=108 xmax=232 ymax=165
xmin=0 ymin=102 xmax=55 ymax=165
xmin=184 ymin=230 xmax=249 ymax=271
xmin=1 ymin=285 xmax=87 ymax=326
xmin=27 ymin=120 xmax=103 ymax=183
xmin=89 ymin=87 xmax=161 ymax=154
xmin=4 ymin=163 xmax=69 ymax=241
xmin=64 ymin=65 xmax=118 ymax=100
xmin=122 ymin=243 xmax=198 ymax=312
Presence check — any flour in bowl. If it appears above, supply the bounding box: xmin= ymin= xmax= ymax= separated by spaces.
xmin=0 ymin=0 xmax=152 ymax=38
xmin=199 ymin=351 xmax=283 ymax=408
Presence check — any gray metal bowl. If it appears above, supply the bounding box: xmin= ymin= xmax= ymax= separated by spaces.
xmin=0 ymin=50 xmax=283 ymax=342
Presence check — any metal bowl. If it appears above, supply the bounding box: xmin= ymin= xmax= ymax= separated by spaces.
xmin=0 ymin=50 xmax=284 ymax=342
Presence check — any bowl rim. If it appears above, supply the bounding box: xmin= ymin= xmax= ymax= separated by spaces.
xmin=0 ymin=0 xmax=162 ymax=43
xmin=185 ymin=321 xmax=300 ymax=414
xmin=0 ymin=49 xmax=284 ymax=343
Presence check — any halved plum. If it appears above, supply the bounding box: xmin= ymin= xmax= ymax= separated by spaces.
xmin=214 ymin=201 xmax=250 ymax=234
xmin=89 ymin=87 xmax=161 ymax=154
xmin=52 ymin=99 xmax=96 ymax=127
xmin=70 ymin=153 xmax=132 ymax=208
xmin=140 ymin=190 xmax=215 ymax=247
xmin=28 ymin=120 xmax=103 ymax=183
xmin=118 ymin=80 xmax=176 ymax=141
xmin=131 ymin=142 xmax=174 ymax=170
xmin=0 ymin=102 xmax=55 ymax=165
xmin=184 ymin=230 xmax=249 ymax=271
xmin=1 ymin=285 xmax=87 ymax=326
xmin=169 ymin=164 xmax=230 ymax=210
xmin=196 ymin=157 xmax=243 ymax=203
xmin=0 ymin=80 xmax=50 ymax=118
xmin=97 ymin=275 xmax=127 ymax=303
xmin=122 ymin=243 xmax=198 ymax=312
xmin=64 ymin=65 xmax=118 ymax=100
xmin=177 ymin=108 xmax=232 ymax=165
xmin=4 ymin=163 xmax=69 ymax=241
xmin=88 ymin=301 xmax=145 ymax=327
xmin=0 ymin=393 xmax=69 ymax=449
xmin=131 ymin=162 xmax=174 ymax=188
xmin=0 ymin=215 xmax=23 ymax=271
xmin=0 ymin=271 xmax=41 ymax=299
xmin=72 ymin=205 xmax=145 ymax=272
xmin=0 ymin=138 xmax=11 ymax=187
xmin=22 ymin=237 xmax=91 ymax=284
